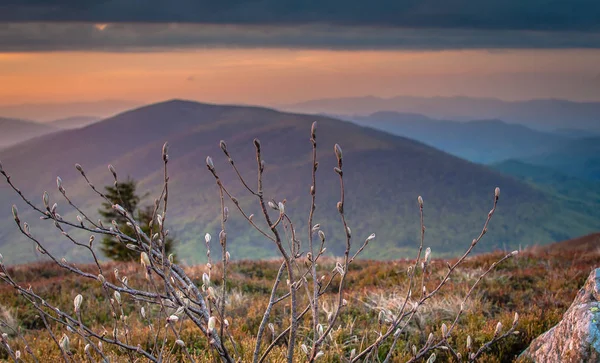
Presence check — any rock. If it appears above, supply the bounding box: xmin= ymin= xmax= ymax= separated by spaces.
xmin=521 ymin=268 xmax=600 ymax=362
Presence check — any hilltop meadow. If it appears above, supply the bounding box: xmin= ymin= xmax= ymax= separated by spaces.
xmin=1 ymin=235 xmax=598 ymax=362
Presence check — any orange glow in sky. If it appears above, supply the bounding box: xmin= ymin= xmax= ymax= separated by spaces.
xmin=1 ymin=48 xmax=599 ymax=106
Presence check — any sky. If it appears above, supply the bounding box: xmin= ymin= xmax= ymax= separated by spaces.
xmin=1 ymin=1 xmax=600 ymax=107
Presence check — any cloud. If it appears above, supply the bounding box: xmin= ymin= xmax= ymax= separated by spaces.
xmin=1 ymin=23 xmax=600 ymax=52
xmin=1 ymin=1 xmax=599 ymax=33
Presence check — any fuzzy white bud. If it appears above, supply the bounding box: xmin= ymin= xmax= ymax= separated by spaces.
xmin=113 ymin=291 xmax=121 ymax=304
xmin=494 ymin=321 xmax=503 ymax=336
xmin=74 ymin=294 xmax=83 ymax=313
xmin=43 ymin=191 xmax=49 ymax=208
xmin=208 ymin=316 xmax=216 ymax=331
xmin=278 ymin=202 xmax=285 ymax=214
xmin=59 ymin=334 xmax=70 ymax=352
xmin=334 ymin=144 xmax=343 ymax=161
xmin=424 ymin=247 xmax=431 ymax=262
xmin=202 ymin=273 xmax=210 ymax=286
xmin=366 ymin=233 xmax=376 ymax=243
xmin=140 ymin=252 xmax=150 ymax=267
xmin=11 ymin=205 xmax=18 ymax=221
xmin=301 ymin=344 xmax=308 ymax=354
xmin=205 ymin=233 xmax=211 ymax=244
xmin=206 ymin=156 xmax=214 ymax=170
xmin=162 ymin=142 xmax=169 ymax=161
xmin=426 ymin=353 xmax=436 ymax=363
xmin=108 ymin=164 xmax=117 ymax=178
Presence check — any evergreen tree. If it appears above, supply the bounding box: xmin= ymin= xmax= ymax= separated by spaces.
xmin=99 ymin=178 xmax=175 ymax=261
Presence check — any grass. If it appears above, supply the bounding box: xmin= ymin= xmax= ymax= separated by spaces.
xmin=1 ymin=241 xmax=598 ymax=362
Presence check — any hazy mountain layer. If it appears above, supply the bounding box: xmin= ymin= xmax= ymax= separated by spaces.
xmin=0 ymin=117 xmax=59 ymax=149
xmin=283 ymin=96 xmax=600 ymax=132
xmin=347 ymin=111 xmax=568 ymax=163
xmin=1 ymin=100 xmax=598 ymax=265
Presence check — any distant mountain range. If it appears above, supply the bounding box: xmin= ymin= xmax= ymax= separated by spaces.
xmin=344 ymin=111 xmax=570 ymax=164
xmin=0 ymin=116 xmax=101 ymax=149
xmin=522 ymin=137 xmax=600 ymax=181
xmin=282 ymin=96 xmax=600 ymax=132
xmin=491 ymin=159 xmax=600 ymax=206
xmin=49 ymin=116 xmax=101 ymax=129
xmin=0 ymin=117 xmax=59 ymax=149
xmin=0 ymin=100 xmax=139 ymax=122
xmin=1 ymin=100 xmax=599 ymax=265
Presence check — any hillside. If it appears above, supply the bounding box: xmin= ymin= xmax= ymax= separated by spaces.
xmin=522 ymin=137 xmax=600 ymax=181
xmin=283 ymin=96 xmax=600 ymax=131
xmin=0 ymin=117 xmax=59 ymax=149
xmin=49 ymin=115 xmax=101 ymax=129
xmin=1 ymin=100 xmax=599 ymax=265
xmin=348 ymin=111 xmax=567 ymax=163
xmin=491 ymin=159 xmax=600 ymax=225
xmin=531 ymin=232 xmax=600 ymax=253
xmin=2 ymin=246 xmax=599 ymax=361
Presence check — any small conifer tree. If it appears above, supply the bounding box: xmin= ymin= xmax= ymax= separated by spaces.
xmin=99 ymin=178 xmax=175 ymax=261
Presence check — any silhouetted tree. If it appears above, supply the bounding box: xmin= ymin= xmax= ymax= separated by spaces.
xmin=99 ymin=178 xmax=175 ymax=261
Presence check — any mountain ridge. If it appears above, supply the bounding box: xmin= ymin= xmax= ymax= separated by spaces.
xmin=344 ymin=111 xmax=569 ymax=163
xmin=282 ymin=95 xmax=600 ymax=131
xmin=1 ymin=99 xmax=598 ymax=265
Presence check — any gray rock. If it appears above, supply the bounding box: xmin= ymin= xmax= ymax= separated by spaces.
xmin=521 ymin=268 xmax=600 ymax=362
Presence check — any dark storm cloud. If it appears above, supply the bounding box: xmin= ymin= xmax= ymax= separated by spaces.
xmin=0 ymin=1 xmax=599 ymax=51
xmin=1 ymin=23 xmax=599 ymax=52
xmin=1 ymin=0 xmax=600 ymax=32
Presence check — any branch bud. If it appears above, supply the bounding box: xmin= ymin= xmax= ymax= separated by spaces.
xmin=208 ymin=316 xmax=216 ymax=331
xmin=366 ymin=233 xmax=376 ymax=243
xmin=108 ymin=164 xmax=117 ymax=179
xmin=334 ymin=144 xmax=343 ymax=165
xmin=206 ymin=156 xmax=215 ymax=171
xmin=114 ymin=291 xmax=121 ymax=304
xmin=74 ymin=294 xmax=83 ymax=313
xmin=11 ymin=205 xmax=19 ymax=223
xmin=162 ymin=142 xmax=169 ymax=162
xmin=59 ymin=334 xmax=70 ymax=352
xmin=219 ymin=140 xmax=228 ymax=155
xmin=140 ymin=252 xmax=150 ymax=267
xmin=494 ymin=321 xmax=503 ymax=336
xmin=43 ymin=191 xmax=49 ymax=209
